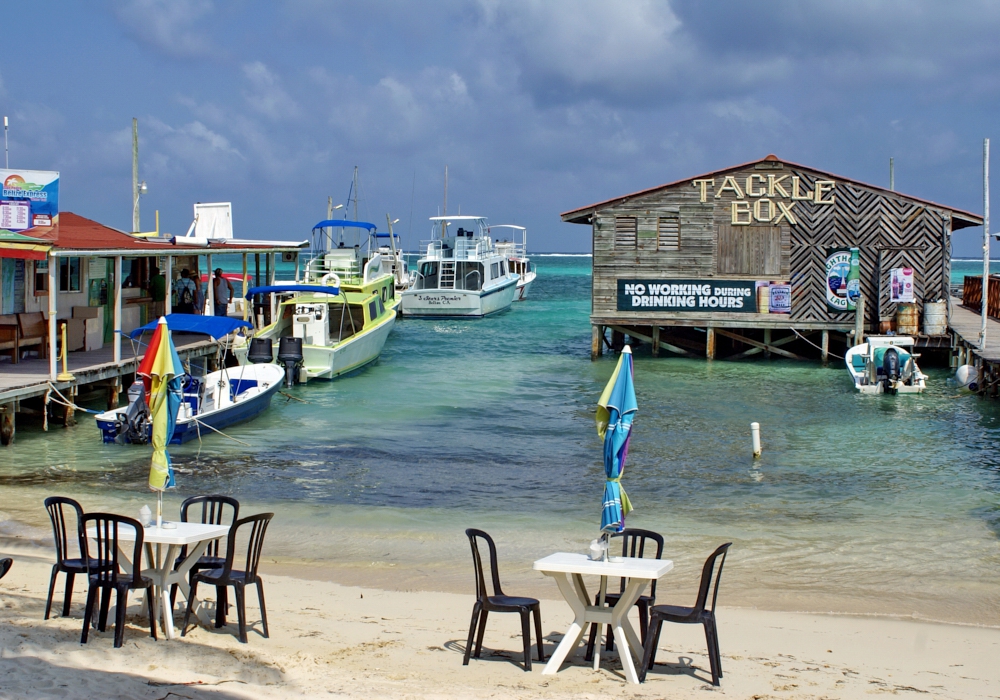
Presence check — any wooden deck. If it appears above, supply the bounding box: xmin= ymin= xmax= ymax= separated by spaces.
xmin=0 ymin=334 xmax=218 ymax=404
xmin=948 ymin=299 xmax=1000 ymax=363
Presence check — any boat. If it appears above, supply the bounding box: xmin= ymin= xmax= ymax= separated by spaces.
xmin=491 ymin=224 xmax=536 ymax=301
xmin=845 ymin=335 xmax=927 ymax=394
xmin=95 ymin=315 xmax=284 ymax=444
xmin=400 ymin=216 xmax=520 ymax=318
xmin=232 ymin=222 xmax=397 ymax=381
xmin=378 ymin=216 xmax=415 ymax=294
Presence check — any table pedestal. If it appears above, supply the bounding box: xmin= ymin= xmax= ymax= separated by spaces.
xmin=541 ymin=571 xmax=649 ymax=684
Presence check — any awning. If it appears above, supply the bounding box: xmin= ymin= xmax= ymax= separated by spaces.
xmin=0 ymin=244 xmax=49 ymax=261
xmin=129 ymin=314 xmax=252 ymax=340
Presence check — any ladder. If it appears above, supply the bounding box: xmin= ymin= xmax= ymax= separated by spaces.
xmin=440 ymin=261 xmax=456 ymax=289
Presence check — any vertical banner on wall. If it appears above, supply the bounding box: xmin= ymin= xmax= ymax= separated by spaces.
xmin=825 ymin=247 xmax=860 ymax=312
xmin=0 ymin=169 xmax=60 ymax=230
xmin=890 ymin=267 xmax=914 ymax=303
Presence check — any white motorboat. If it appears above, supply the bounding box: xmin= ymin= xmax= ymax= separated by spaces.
xmin=492 ymin=224 xmax=536 ymax=301
xmin=400 ymin=215 xmax=520 ymax=318
xmin=845 ymin=335 xmax=927 ymax=394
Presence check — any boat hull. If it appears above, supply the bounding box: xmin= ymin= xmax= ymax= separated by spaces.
xmin=515 ymin=271 xmax=536 ymax=301
xmin=400 ymin=278 xmax=518 ymax=318
xmin=95 ymin=364 xmax=284 ymax=444
xmin=845 ymin=340 xmax=926 ymax=394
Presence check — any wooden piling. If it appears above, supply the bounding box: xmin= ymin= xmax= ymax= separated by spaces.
xmin=763 ymin=328 xmax=771 ymax=358
xmin=651 ymin=326 xmax=660 ymax=357
xmin=591 ymin=325 xmax=603 ymax=361
xmin=854 ymin=296 xmax=866 ymax=345
xmin=706 ymin=327 xmax=716 ymax=360
xmin=0 ymin=404 xmax=14 ymax=446
xmin=821 ymin=330 xmax=829 ymax=366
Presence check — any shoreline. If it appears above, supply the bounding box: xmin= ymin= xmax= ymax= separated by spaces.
xmin=2 ymin=540 xmax=999 ymax=699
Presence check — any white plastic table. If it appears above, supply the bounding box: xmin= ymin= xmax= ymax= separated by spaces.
xmin=87 ymin=521 xmax=230 ymax=640
xmin=533 ymin=552 xmax=673 ymax=684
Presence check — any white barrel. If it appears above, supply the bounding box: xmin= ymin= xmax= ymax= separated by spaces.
xmin=923 ymin=300 xmax=947 ymax=335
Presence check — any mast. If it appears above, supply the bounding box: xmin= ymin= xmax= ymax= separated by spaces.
xmin=352 ymin=166 xmax=359 ymax=221
xmin=982 ymin=138 xmax=990 ymax=349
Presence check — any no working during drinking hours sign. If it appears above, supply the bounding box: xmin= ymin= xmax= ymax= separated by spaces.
xmin=617 ymin=279 xmax=758 ymax=313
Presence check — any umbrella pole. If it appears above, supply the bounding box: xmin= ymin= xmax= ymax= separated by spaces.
xmin=595 ymin=572 xmax=607 ymax=670
xmin=157 ymin=491 xmax=162 ymax=528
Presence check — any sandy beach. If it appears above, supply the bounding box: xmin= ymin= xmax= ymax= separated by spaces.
xmin=2 ymin=540 xmax=998 ymax=700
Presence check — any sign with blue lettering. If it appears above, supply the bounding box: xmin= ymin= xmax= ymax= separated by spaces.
xmin=1 ymin=169 xmax=59 ymax=230
xmin=617 ymin=279 xmax=758 ymax=313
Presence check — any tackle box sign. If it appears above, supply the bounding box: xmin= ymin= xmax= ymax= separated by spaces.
xmin=617 ymin=279 xmax=758 ymax=313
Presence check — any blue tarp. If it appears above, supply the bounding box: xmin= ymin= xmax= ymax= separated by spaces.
xmin=129 ymin=314 xmax=252 ymax=340
xmin=311 ymin=220 xmax=377 ymax=232
xmin=244 ymin=284 xmax=340 ymax=299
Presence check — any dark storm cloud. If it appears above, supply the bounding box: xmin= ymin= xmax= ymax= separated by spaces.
xmin=0 ymin=1 xmax=996 ymax=252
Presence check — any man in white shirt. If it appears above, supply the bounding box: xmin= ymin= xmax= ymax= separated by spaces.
xmin=213 ymin=268 xmax=234 ymax=317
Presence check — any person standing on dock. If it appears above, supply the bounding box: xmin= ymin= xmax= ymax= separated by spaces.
xmin=173 ymin=269 xmax=197 ymax=315
xmin=213 ymin=268 xmax=234 ymax=317
xmin=149 ymin=264 xmax=166 ymax=317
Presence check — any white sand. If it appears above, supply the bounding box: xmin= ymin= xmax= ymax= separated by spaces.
xmin=1 ymin=540 xmax=998 ymax=699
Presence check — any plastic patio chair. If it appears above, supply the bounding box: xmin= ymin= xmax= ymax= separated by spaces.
xmin=584 ymin=528 xmax=664 ymax=661
xmin=639 ymin=543 xmax=732 ymax=686
xmin=0 ymin=558 xmax=11 ymax=580
xmin=181 ymin=513 xmax=273 ymax=644
xmin=169 ymin=495 xmax=240 ymax=619
xmin=43 ymin=496 xmax=103 ymax=620
xmin=463 ymin=528 xmax=545 ymax=672
xmin=80 ymin=513 xmax=157 ymax=648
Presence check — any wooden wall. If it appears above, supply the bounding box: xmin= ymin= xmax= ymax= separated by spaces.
xmin=588 ymin=161 xmax=952 ymax=329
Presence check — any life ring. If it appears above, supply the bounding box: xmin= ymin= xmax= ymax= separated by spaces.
xmin=321 ymin=272 xmax=341 ymax=287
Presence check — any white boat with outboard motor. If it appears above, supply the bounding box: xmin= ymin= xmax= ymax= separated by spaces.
xmin=95 ymin=314 xmax=284 ymax=444
xmin=845 ymin=335 xmax=927 ymax=394
xmin=400 ymin=215 xmax=520 ymax=318
xmin=491 ymin=224 xmax=536 ymax=301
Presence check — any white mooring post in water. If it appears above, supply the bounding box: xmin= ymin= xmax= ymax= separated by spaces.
xmin=751 ymin=422 xmax=761 ymax=458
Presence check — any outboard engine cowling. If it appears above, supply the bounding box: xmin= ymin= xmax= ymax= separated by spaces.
xmin=882 ymin=347 xmax=900 ymax=393
xmin=247 ymin=337 xmax=274 ymax=364
xmin=277 ymin=336 xmax=304 ymax=388
xmin=114 ymin=380 xmax=151 ymax=444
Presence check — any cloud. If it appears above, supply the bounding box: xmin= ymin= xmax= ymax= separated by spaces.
xmin=112 ymin=0 xmax=215 ymax=58
xmin=242 ymin=61 xmax=300 ymax=121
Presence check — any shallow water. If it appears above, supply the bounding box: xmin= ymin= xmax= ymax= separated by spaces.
xmin=2 ymin=257 xmax=999 ymax=624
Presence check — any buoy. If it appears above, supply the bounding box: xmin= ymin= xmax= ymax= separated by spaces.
xmin=954 ymin=364 xmax=979 ymax=392
xmin=751 ymin=422 xmax=761 ymax=458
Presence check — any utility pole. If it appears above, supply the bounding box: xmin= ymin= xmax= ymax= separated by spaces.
xmin=132 ymin=118 xmax=140 ymax=233
xmin=889 ymin=157 xmax=894 ymax=191
xmin=981 ymin=138 xmax=990 ymax=349
xmin=3 ymin=116 xmax=8 ymax=168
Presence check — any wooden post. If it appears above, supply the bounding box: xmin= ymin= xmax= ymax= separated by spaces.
xmin=0 ymin=403 xmax=14 ymax=446
xmin=591 ymin=325 xmax=602 ymax=361
xmin=763 ymin=328 xmax=771 ymax=358
xmin=164 ymin=255 xmax=173 ymax=314
xmin=651 ymin=326 xmax=660 ymax=357
xmin=113 ymin=255 xmax=123 ymax=364
xmin=706 ymin=327 xmax=716 ymax=360
xmin=107 ymin=377 xmax=121 ymax=410
xmin=611 ymin=329 xmax=625 ymax=352
xmin=854 ymin=296 xmax=866 ymax=345
xmin=821 ymin=329 xmax=829 ymax=366
xmin=206 ymin=253 xmax=214 ymax=316
xmin=48 ymin=257 xmax=58 ymax=381
xmin=242 ymin=253 xmax=249 ymax=321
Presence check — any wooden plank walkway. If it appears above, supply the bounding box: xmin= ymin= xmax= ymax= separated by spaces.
xmin=948 ymin=299 xmax=1000 ymax=362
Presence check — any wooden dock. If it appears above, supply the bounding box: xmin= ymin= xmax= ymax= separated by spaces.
xmin=0 ymin=335 xmax=218 ymax=443
xmin=947 ymin=298 xmax=1000 ymax=396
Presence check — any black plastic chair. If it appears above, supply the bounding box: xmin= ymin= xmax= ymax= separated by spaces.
xmin=43 ymin=496 xmax=101 ymax=620
xmin=80 ymin=513 xmax=157 ymax=648
xmin=463 ymin=528 xmax=544 ymax=672
xmin=181 ymin=513 xmax=273 ymax=644
xmin=169 ymin=495 xmax=240 ymax=617
xmin=0 ymin=558 xmax=11 ymax=580
xmin=584 ymin=528 xmax=664 ymax=661
xmin=639 ymin=543 xmax=732 ymax=686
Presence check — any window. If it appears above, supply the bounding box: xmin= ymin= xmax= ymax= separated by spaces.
xmin=614 ymin=216 xmax=637 ymax=248
xmin=500 ymin=260 xmax=507 ymax=276
xmin=491 ymin=262 xmax=500 ymax=279
xmin=368 ymin=299 xmax=378 ymax=321
xmin=658 ymin=214 xmax=680 ymax=250
xmin=34 ymin=259 xmax=49 ymax=295
xmin=59 ymin=257 xmax=82 ymax=292
xmin=716 ymin=224 xmax=780 ymax=276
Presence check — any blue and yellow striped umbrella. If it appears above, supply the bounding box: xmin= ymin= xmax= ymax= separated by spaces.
xmin=596 ymin=345 xmax=637 ymax=533
xmin=137 ymin=317 xmax=182 ymax=492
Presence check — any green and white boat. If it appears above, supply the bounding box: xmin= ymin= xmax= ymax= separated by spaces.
xmin=233 ymin=220 xmax=397 ymax=381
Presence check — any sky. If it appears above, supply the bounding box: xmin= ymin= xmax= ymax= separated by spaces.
xmin=2 ymin=1 xmax=999 ymax=254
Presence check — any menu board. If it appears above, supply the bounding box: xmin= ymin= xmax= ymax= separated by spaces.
xmin=0 ymin=200 xmax=30 ymax=230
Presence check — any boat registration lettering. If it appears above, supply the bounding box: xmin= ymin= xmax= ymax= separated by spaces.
xmin=415 ymin=294 xmax=462 ymax=305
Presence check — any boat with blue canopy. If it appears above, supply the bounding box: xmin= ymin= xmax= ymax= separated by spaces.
xmin=95 ymin=314 xmax=284 ymax=444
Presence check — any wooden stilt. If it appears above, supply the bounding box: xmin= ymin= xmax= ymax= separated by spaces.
xmin=854 ymin=296 xmax=866 ymax=344
xmin=706 ymin=327 xmax=716 ymax=360
xmin=726 ymin=331 xmax=806 ymax=361
xmin=763 ymin=328 xmax=772 ymax=358
xmin=821 ymin=330 xmax=829 ymax=366
xmin=611 ymin=325 xmax=695 ymax=357
xmin=0 ymin=404 xmax=14 ymax=446
xmin=591 ymin=325 xmax=602 ymax=361
xmin=43 ymin=390 xmax=50 ymax=431
xmin=611 ymin=329 xmax=625 ymax=352
xmin=651 ymin=327 xmax=660 ymax=358
xmin=62 ymin=386 xmax=76 ymax=427
xmin=107 ymin=377 xmax=122 ymax=410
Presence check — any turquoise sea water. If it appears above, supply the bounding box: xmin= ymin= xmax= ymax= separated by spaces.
xmin=1 ymin=255 xmax=999 ymax=624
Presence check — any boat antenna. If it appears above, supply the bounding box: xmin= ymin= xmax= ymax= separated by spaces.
xmin=408 ymin=169 xmax=415 ymax=244
xmin=443 ymin=165 xmax=448 ymax=217
xmin=352 ymin=166 xmax=359 ymax=222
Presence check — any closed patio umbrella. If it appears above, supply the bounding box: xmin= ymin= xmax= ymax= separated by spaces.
xmin=138 ymin=317 xmax=183 ymax=526
xmin=596 ymin=345 xmax=637 ymax=536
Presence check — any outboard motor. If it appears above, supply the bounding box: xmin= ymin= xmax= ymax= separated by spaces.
xmin=277 ymin=336 xmax=304 ymax=388
xmin=882 ymin=347 xmax=901 ymax=394
xmin=247 ymin=337 xmax=274 ymax=364
xmin=114 ymin=380 xmax=150 ymax=444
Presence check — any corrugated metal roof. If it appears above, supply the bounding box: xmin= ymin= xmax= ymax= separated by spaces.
xmin=560 ymin=154 xmax=984 ymax=229
xmin=19 ymin=212 xmax=306 ymax=254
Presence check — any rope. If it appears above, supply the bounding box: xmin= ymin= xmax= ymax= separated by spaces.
xmin=45 ymin=383 xmax=101 ymax=414
xmin=790 ymin=329 xmax=845 ymax=360
xmin=188 ymin=415 xmax=252 ymax=447
xmin=279 ymin=391 xmax=308 ymax=403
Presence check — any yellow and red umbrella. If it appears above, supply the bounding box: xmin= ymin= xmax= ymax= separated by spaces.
xmin=137 ymin=317 xmax=183 ymax=500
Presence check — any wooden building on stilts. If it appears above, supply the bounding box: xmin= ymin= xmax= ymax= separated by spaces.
xmin=561 ymin=155 xmax=982 ymax=362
